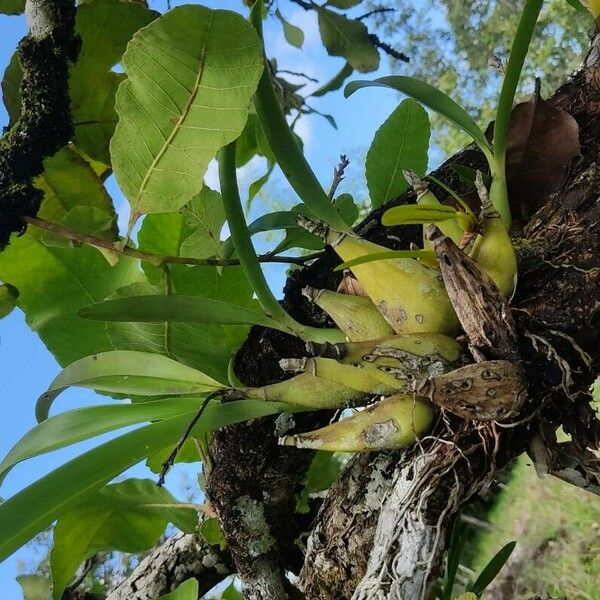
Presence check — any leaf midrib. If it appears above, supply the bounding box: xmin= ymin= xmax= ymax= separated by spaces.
xmin=132 ymin=12 xmax=215 ymax=216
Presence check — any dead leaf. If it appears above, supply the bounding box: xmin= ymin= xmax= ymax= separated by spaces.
xmin=486 ymin=86 xmax=581 ymax=221
xmin=337 ymin=269 xmax=367 ymax=296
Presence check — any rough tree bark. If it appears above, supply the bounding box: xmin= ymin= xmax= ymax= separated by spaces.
xmin=202 ymin=33 xmax=600 ymax=600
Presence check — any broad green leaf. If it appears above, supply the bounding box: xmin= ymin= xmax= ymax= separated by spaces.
xmin=297 ymin=451 xmax=345 ymax=513
xmin=317 ymin=8 xmax=379 ymax=73
xmin=70 ymin=0 xmax=158 ymax=164
xmin=0 ymin=398 xmax=201 ymax=484
xmin=366 ymin=99 xmax=430 ymax=208
xmin=345 ymin=76 xmax=493 ymax=157
xmin=1 ymin=51 xmax=21 ymax=126
xmin=200 ymin=517 xmax=227 ymax=550
xmin=50 ymin=478 xmax=198 ymax=599
xmin=138 ymin=212 xmax=257 ymax=382
xmin=158 ymin=578 xmax=198 ymax=600
xmin=221 ymin=581 xmax=244 ymax=599
xmin=79 ymin=294 xmax=288 ymax=332
xmin=0 ymin=239 xmax=140 ymax=367
xmin=35 ymin=147 xmax=117 ymax=243
xmin=37 ymin=350 xmax=226 ymax=421
xmin=16 ymin=575 xmax=52 ymax=600
xmin=179 ymin=187 xmax=226 ymax=259
xmin=468 ymin=541 xmax=516 ymax=595
xmin=311 ymin=62 xmax=353 ymax=97
xmin=0 ymin=0 xmax=23 ymax=14
xmin=111 ymin=5 xmax=263 ymax=226
xmin=275 ymin=9 xmax=304 ymax=48
xmin=0 ymin=282 xmax=18 ymax=319
xmin=0 ymin=400 xmax=299 ymax=562
xmin=327 ymin=0 xmax=362 ymax=7
xmin=334 ymin=249 xmax=436 ymax=271
xmin=381 ymin=204 xmax=463 ymax=226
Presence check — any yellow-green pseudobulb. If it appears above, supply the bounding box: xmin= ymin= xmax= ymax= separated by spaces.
xmin=303 ymin=286 xmax=394 ymax=342
xmin=469 ymin=207 xmax=517 ymax=297
xmin=327 ymin=231 xmax=459 ymax=335
xmin=242 ymin=372 xmax=368 ymax=409
xmin=279 ymin=394 xmax=435 ymax=451
xmin=0 ymin=283 xmax=19 ymax=319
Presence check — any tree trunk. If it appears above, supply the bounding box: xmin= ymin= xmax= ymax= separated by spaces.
xmin=205 ymin=32 xmax=600 ymax=600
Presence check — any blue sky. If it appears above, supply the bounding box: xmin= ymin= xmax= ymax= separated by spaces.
xmin=0 ymin=0 xmax=410 ymax=595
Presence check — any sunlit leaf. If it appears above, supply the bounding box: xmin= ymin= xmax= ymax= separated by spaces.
xmin=0 ymin=283 xmax=18 ymax=319
xmin=366 ymin=98 xmax=430 ymax=208
xmin=16 ymin=575 xmax=52 ymax=600
xmin=381 ymin=204 xmax=463 ymax=226
xmin=50 ymin=479 xmax=198 ymax=599
xmin=0 ymin=399 xmax=299 ymax=562
xmin=317 ymin=8 xmax=379 ymax=73
xmin=36 ymin=350 xmax=226 ymax=421
xmin=157 ymin=578 xmax=199 ymax=600
xmin=111 ymin=5 xmax=263 ymax=228
xmin=69 ymin=0 xmax=157 ymax=165
xmin=79 ymin=294 xmax=288 ymax=332
xmin=200 ymin=517 xmax=227 ymax=550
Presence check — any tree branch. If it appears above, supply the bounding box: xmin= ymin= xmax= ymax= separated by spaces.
xmin=0 ymin=0 xmax=79 ymax=250
xmin=23 ymin=216 xmax=324 ymax=267
xmin=106 ymin=532 xmax=232 ymax=600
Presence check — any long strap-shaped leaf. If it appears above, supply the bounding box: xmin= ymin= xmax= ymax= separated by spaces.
xmin=0 ymin=398 xmax=198 ymax=484
xmin=36 ymin=351 xmax=227 ymax=422
xmin=110 ymin=5 xmax=264 ymax=233
xmin=79 ymin=294 xmax=289 ymax=332
xmin=344 ymin=76 xmax=494 ymax=166
xmin=0 ymin=398 xmax=296 ymax=562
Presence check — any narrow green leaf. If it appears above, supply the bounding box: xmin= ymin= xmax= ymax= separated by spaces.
xmin=311 ymin=62 xmax=353 ymax=98
xmin=16 ymin=575 xmax=52 ymax=600
xmin=0 ymin=399 xmax=298 ymax=562
xmin=275 ymin=9 xmax=304 ymax=48
xmin=0 ymin=0 xmax=24 ymax=15
xmin=0 ymin=398 xmax=200 ymax=484
xmin=37 ymin=351 xmax=226 ymax=421
xmin=366 ymin=98 xmax=430 ymax=208
xmin=111 ymin=5 xmax=263 ymax=227
xmin=248 ymin=161 xmax=274 ymax=203
xmin=442 ymin=516 xmax=467 ymax=600
xmin=467 ymin=541 xmax=517 ymax=595
xmin=565 ymin=0 xmax=586 ymax=11
xmin=381 ymin=204 xmax=461 ymax=226
xmin=79 ymin=295 xmax=288 ymax=332
xmin=50 ymin=479 xmax=198 ymax=599
xmin=317 ymin=8 xmax=379 ymax=73
xmin=158 ymin=579 xmax=198 ymax=600
xmin=334 ymin=249 xmax=436 ymax=271
xmin=345 ymin=76 xmax=493 ymax=159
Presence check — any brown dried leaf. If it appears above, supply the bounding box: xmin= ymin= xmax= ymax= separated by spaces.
xmin=487 ymin=88 xmax=581 ymax=221
xmin=337 ymin=269 xmax=368 ymax=296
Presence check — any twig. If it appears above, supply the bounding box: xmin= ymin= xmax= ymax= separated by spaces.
xmin=277 ymin=69 xmax=319 ymax=83
xmin=157 ymin=391 xmax=224 ymax=487
xmin=357 ymin=7 xmax=395 ymax=21
xmin=23 ymin=216 xmax=324 ymax=267
xmin=66 ymin=557 xmax=94 ymax=592
xmin=368 ymin=34 xmax=410 ymax=62
xmin=328 ymin=154 xmax=350 ymax=199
